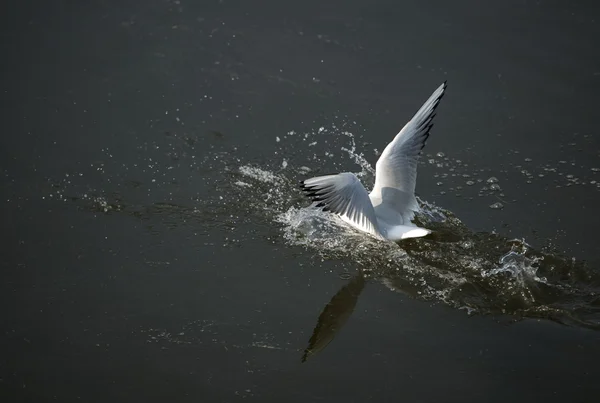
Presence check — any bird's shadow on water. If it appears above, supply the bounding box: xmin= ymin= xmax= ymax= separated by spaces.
xmin=301 ymin=272 xmax=366 ymax=362
xmin=301 ymin=268 xmax=431 ymax=363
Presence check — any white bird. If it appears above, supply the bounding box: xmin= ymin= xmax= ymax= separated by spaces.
xmin=300 ymin=82 xmax=447 ymax=241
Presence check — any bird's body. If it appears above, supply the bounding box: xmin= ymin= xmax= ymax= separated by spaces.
xmin=300 ymin=82 xmax=447 ymax=241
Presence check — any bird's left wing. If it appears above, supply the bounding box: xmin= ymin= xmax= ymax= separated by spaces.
xmin=300 ymin=173 xmax=383 ymax=239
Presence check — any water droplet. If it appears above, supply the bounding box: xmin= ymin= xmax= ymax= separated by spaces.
xmin=489 ymin=202 xmax=504 ymax=209
xmin=487 ymin=176 xmax=499 ymax=184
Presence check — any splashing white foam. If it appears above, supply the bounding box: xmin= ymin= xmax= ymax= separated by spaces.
xmin=340 ymin=131 xmax=376 ymax=178
xmin=239 ymin=165 xmax=281 ymax=183
xmin=482 ymin=242 xmax=546 ymax=286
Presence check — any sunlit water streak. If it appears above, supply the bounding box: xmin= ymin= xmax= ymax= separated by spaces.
xmin=48 ymin=123 xmax=600 ymax=330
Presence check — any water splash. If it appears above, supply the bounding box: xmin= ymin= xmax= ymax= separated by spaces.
xmin=340 ymin=130 xmax=376 ymax=179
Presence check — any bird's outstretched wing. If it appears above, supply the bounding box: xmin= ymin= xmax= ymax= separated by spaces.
xmin=370 ymin=82 xmax=447 ymax=220
xmin=300 ymin=173 xmax=383 ymax=239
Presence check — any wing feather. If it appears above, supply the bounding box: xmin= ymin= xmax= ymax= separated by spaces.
xmin=300 ymin=173 xmax=383 ymax=239
xmin=371 ymin=82 xmax=447 ymax=218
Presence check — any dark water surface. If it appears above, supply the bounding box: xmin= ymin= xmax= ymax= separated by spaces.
xmin=2 ymin=1 xmax=600 ymax=402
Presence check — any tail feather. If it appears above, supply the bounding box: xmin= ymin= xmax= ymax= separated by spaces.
xmin=386 ymin=225 xmax=431 ymax=241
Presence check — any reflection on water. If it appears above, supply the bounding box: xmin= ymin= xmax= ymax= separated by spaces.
xmin=47 ymin=122 xmax=600 ymax=361
xmin=302 ymin=273 xmax=365 ymax=362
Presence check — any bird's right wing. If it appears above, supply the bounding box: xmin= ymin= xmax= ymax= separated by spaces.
xmin=371 ymin=82 xmax=447 ymax=216
xmin=300 ymin=173 xmax=383 ymax=239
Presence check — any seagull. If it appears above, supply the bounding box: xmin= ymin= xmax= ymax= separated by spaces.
xmin=299 ymin=82 xmax=447 ymax=241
